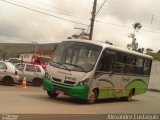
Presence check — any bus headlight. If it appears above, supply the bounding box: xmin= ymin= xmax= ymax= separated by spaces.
xmin=77 ymin=78 xmax=89 ymax=86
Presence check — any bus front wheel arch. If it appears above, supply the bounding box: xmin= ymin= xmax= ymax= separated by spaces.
xmin=87 ymin=88 xmax=99 ymax=104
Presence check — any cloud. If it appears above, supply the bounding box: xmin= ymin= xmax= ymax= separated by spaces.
xmin=0 ymin=0 xmax=160 ymax=52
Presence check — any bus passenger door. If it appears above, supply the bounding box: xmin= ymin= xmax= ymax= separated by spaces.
xmin=94 ymin=51 xmax=117 ymax=99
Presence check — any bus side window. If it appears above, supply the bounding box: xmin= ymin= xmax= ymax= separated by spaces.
xmin=143 ymin=59 xmax=152 ymax=75
xmin=125 ymin=55 xmax=137 ymax=75
xmin=135 ymin=57 xmax=144 ymax=74
xmin=113 ymin=52 xmax=126 ymax=74
xmin=97 ymin=52 xmax=115 ymax=72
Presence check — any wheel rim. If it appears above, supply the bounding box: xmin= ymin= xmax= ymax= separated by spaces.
xmin=88 ymin=91 xmax=96 ymax=104
xmin=5 ymin=79 xmax=12 ymax=85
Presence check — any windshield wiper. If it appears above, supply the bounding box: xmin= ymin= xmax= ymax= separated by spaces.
xmin=63 ymin=62 xmax=86 ymax=72
xmin=50 ymin=61 xmax=70 ymax=71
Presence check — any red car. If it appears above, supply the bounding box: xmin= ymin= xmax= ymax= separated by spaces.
xmin=24 ymin=55 xmax=50 ymax=69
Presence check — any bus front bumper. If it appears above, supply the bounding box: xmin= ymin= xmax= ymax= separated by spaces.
xmin=43 ymin=77 xmax=89 ymax=100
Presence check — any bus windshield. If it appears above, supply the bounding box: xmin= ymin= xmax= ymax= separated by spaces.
xmin=49 ymin=41 xmax=102 ymax=72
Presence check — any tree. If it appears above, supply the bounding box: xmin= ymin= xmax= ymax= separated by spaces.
xmin=146 ymin=48 xmax=153 ymax=54
xmin=144 ymin=48 xmax=160 ymax=61
xmin=67 ymin=32 xmax=89 ymax=40
xmin=127 ymin=22 xmax=142 ymax=51
xmin=133 ymin=22 xmax=142 ymax=31
xmin=148 ymin=52 xmax=160 ymax=61
xmin=138 ymin=48 xmax=144 ymax=53
xmin=157 ymin=50 xmax=160 ymax=54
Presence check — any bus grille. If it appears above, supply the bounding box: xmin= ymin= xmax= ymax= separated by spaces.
xmin=64 ymin=80 xmax=75 ymax=85
xmin=52 ymin=77 xmax=61 ymax=82
xmin=52 ymin=83 xmax=72 ymax=92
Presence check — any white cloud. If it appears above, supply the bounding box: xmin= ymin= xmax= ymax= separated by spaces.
xmin=0 ymin=0 xmax=160 ymax=52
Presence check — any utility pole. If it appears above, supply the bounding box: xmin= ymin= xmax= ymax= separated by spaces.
xmin=89 ymin=0 xmax=97 ymax=40
xmin=74 ymin=27 xmax=86 ymax=34
xmin=32 ymin=42 xmax=38 ymax=56
xmin=74 ymin=27 xmax=89 ymax=39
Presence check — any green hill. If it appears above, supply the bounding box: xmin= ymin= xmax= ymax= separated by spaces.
xmin=0 ymin=43 xmax=58 ymax=60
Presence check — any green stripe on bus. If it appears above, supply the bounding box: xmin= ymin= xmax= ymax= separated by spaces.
xmin=98 ymin=79 xmax=147 ymax=99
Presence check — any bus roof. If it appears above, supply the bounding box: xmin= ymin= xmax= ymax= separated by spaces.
xmin=62 ymin=39 xmax=153 ymax=60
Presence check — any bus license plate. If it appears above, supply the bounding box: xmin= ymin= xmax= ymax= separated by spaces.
xmin=56 ymin=90 xmax=64 ymax=95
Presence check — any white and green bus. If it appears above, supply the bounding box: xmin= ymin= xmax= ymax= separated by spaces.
xmin=43 ymin=40 xmax=152 ymax=104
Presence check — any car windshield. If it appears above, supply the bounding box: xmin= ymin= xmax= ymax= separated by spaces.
xmin=41 ymin=58 xmax=50 ymax=64
xmin=15 ymin=64 xmax=25 ymax=71
xmin=49 ymin=41 xmax=102 ymax=72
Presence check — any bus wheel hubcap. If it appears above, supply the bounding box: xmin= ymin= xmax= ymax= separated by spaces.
xmin=88 ymin=91 xmax=95 ymax=103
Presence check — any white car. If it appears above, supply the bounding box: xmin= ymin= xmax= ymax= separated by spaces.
xmin=7 ymin=58 xmax=23 ymax=65
xmin=0 ymin=61 xmax=19 ymax=85
xmin=15 ymin=63 xmax=45 ymax=86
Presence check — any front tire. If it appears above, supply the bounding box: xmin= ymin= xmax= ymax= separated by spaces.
xmin=121 ymin=90 xmax=134 ymax=101
xmin=3 ymin=76 xmax=13 ymax=86
xmin=47 ymin=91 xmax=59 ymax=98
xmin=87 ymin=90 xmax=98 ymax=104
xmin=33 ymin=78 xmax=42 ymax=87
xmin=127 ymin=90 xmax=134 ymax=101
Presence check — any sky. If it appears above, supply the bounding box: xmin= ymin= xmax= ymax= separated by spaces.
xmin=0 ymin=0 xmax=160 ymax=51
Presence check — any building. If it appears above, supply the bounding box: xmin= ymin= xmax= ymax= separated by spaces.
xmin=19 ymin=49 xmax=53 ymax=62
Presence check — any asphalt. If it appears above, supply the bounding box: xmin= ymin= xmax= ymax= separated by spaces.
xmin=0 ymin=84 xmax=160 ymax=115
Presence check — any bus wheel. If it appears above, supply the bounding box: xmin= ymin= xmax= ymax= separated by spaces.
xmin=127 ymin=90 xmax=134 ymax=101
xmin=87 ymin=90 xmax=98 ymax=104
xmin=33 ymin=78 xmax=42 ymax=87
xmin=47 ymin=91 xmax=58 ymax=98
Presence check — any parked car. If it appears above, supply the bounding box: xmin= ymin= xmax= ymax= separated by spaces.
xmin=0 ymin=61 xmax=19 ymax=85
xmin=6 ymin=58 xmax=23 ymax=65
xmin=15 ymin=63 xmax=45 ymax=86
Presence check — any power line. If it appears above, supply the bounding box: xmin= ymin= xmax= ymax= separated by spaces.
xmin=9 ymin=0 xmax=89 ymax=20
xmin=29 ymin=0 xmax=74 ymax=14
xmin=62 ymin=0 xmax=92 ymax=11
xmin=108 ymin=6 xmax=153 ymax=17
xmin=95 ymin=0 xmax=107 ymax=16
xmin=2 ymin=0 xmax=160 ymax=35
xmin=106 ymin=6 xmax=160 ymax=25
xmin=96 ymin=20 xmax=160 ymax=34
xmin=1 ymin=0 xmax=89 ymax=26
xmin=109 ymin=4 xmax=160 ymax=18
xmin=100 ymin=7 xmax=160 ymax=26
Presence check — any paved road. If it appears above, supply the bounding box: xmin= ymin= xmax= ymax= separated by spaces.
xmin=0 ymin=84 xmax=160 ymax=114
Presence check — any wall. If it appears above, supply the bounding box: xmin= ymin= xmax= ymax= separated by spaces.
xmin=148 ymin=60 xmax=160 ymax=90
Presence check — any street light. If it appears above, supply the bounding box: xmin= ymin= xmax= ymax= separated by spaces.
xmin=32 ymin=42 xmax=38 ymax=56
